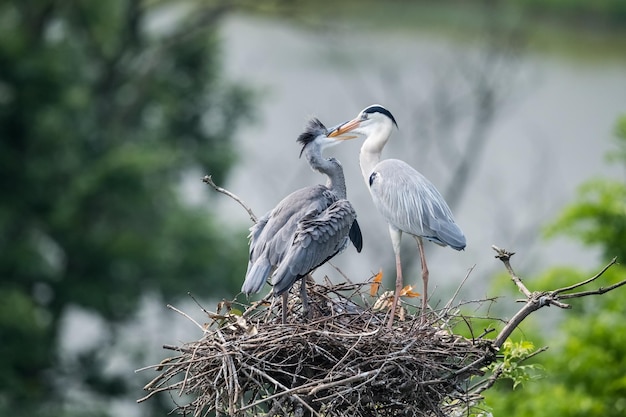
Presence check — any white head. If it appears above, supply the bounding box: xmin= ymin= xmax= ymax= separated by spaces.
xmin=328 ymin=104 xmax=398 ymax=147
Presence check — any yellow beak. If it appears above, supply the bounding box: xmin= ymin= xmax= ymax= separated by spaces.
xmin=328 ymin=118 xmax=361 ymax=139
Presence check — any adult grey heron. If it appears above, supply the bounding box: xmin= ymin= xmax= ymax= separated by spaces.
xmin=329 ymin=104 xmax=465 ymax=328
xmin=241 ymin=118 xmax=362 ymax=323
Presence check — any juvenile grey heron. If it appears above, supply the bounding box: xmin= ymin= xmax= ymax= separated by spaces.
xmin=329 ymin=104 xmax=465 ymax=327
xmin=242 ymin=118 xmax=362 ymax=323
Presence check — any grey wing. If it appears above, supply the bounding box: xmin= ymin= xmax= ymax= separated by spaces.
xmin=369 ymin=159 xmax=466 ymax=250
xmin=246 ymin=212 xmax=270 ymax=269
xmin=241 ymin=185 xmax=333 ymax=295
xmin=242 ymin=212 xmax=272 ymax=294
xmin=272 ymin=199 xmax=357 ymax=295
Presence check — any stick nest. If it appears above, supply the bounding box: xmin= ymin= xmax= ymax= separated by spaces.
xmin=139 ymin=280 xmax=495 ymax=416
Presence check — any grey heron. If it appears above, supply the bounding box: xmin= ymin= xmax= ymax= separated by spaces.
xmin=329 ymin=104 xmax=466 ymax=328
xmin=241 ymin=118 xmax=362 ymax=323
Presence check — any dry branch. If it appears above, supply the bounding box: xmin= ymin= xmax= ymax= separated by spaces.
xmin=202 ymin=175 xmax=258 ymax=223
xmin=491 ymin=246 xmax=621 ymax=348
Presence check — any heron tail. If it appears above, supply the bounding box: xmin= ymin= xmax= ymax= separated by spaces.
xmin=436 ymin=222 xmax=467 ymax=251
xmin=271 ymin=265 xmax=299 ymax=297
xmin=241 ymin=258 xmax=272 ymax=295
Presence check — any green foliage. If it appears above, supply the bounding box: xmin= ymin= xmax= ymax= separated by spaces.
xmin=484 ymin=116 xmax=626 ymax=416
xmin=486 ymin=340 xmax=543 ymax=389
xmin=0 ymin=0 xmax=253 ymax=415
xmin=513 ymin=0 xmax=626 ymax=26
xmin=544 ymin=180 xmax=626 ymax=261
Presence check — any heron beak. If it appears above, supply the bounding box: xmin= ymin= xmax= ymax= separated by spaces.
xmin=327 ymin=118 xmax=361 ymax=140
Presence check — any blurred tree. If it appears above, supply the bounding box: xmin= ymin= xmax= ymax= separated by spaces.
xmin=0 ymin=0 xmax=253 ymax=415
xmin=484 ymin=115 xmax=626 ymax=416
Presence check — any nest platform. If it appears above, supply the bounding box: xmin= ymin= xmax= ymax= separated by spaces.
xmin=139 ymin=281 xmax=495 ymax=417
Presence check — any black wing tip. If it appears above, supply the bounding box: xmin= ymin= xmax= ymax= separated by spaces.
xmin=363 ymin=104 xmax=399 ymax=128
xmin=297 ymin=117 xmax=327 ymax=157
xmin=349 ymin=220 xmax=363 ymax=253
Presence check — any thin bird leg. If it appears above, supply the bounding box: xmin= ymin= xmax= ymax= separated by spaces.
xmin=387 ymin=227 xmax=403 ymax=329
xmin=300 ymin=276 xmax=310 ymax=321
xmin=416 ymin=236 xmax=429 ymax=320
xmin=281 ymin=293 xmax=288 ymax=324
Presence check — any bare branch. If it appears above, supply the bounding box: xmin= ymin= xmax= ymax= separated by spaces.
xmin=491 ymin=245 xmax=531 ymax=298
xmin=202 ymin=175 xmax=258 ymax=223
xmin=554 ymin=257 xmax=618 ymax=295
xmin=470 ymin=363 xmax=504 ymax=395
xmin=559 ymin=276 xmax=626 ymax=299
xmin=444 ymin=265 xmax=476 ymax=311
xmin=491 ymin=246 xmax=619 ymax=348
xmin=166 ymin=304 xmax=206 ymax=333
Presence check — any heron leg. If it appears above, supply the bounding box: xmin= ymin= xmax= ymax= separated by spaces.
xmin=415 ymin=236 xmax=429 ymax=320
xmin=387 ymin=226 xmax=403 ymax=329
xmin=300 ymin=276 xmax=310 ymax=321
xmin=281 ymin=292 xmax=288 ymax=324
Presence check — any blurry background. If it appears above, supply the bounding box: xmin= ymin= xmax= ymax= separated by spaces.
xmin=1 ymin=0 xmax=624 ymax=416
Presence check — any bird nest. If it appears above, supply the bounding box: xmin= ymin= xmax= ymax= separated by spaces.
xmin=139 ymin=280 xmax=496 ymax=417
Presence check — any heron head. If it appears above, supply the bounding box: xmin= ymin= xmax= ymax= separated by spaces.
xmin=328 ymin=104 xmax=398 ymax=139
xmin=297 ymin=117 xmax=357 ymax=158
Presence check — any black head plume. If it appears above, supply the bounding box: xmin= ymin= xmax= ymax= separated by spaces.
xmin=363 ymin=104 xmax=398 ymax=128
xmin=297 ymin=117 xmax=327 ymax=158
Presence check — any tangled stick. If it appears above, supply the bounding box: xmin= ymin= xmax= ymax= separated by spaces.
xmin=138 ymin=280 xmax=495 ymax=417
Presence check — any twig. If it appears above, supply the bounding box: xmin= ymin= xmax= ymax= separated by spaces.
xmin=520 ymin=345 xmax=549 ymax=363
xmin=167 ymin=304 xmax=206 ymax=333
xmin=179 ymin=343 xmax=202 ymax=397
xmin=491 ymin=245 xmax=531 ymax=298
xmin=476 ymin=328 xmax=495 ymax=340
xmin=559 ymin=278 xmax=626 ymax=299
xmin=554 ymin=257 xmax=618 ymax=295
xmin=308 ymin=368 xmax=384 ymax=396
xmin=202 ymin=175 xmax=258 ymax=223
xmin=444 ymin=264 xmax=476 ymax=312
xmin=469 ymin=345 xmax=548 ymax=396
xmin=328 ymin=261 xmax=354 ymax=285
xmin=470 ymin=363 xmax=504 ymax=395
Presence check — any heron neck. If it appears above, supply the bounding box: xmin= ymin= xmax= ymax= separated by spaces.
xmin=304 ymin=147 xmax=347 ymax=199
xmin=325 ymin=167 xmax=347 ymax=199
xmin=359 ymin=132 xmax=387 ymax=185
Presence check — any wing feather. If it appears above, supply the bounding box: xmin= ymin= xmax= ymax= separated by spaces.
xmin=242 ymin=185 xmax=360 ymax=295
xmin=272 ymin=200 xmax=357 ymax=295
xmin=369 ymin=159 xmax=466 ymax=250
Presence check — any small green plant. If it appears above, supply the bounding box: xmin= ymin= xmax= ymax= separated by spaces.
xmin=488 ymin=340 xmax=544 ymax=389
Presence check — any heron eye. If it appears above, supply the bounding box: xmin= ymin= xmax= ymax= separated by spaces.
xmin=361 ymin=113 xmax=368 ymax=121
